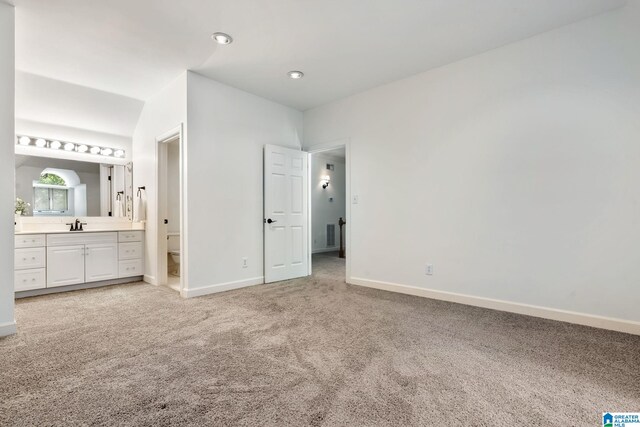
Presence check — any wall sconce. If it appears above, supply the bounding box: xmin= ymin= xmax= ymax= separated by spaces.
xmin=322 ymin=175 xmax=331 ymax=189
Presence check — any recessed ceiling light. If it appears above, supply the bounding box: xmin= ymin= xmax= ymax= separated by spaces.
xmin=50 ymin=140 xmax=61 ymax=149
xmin=211 ymin=32 xmax=233 ymax=45
xmin=18 ymin=136 xmax=31 ymax=145
xmin=287 ymin=70 xmax=304 ymax=79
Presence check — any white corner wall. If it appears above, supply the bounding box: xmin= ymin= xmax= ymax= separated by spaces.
xmin=303 ymin=4 xmax=640 ymax=332
xmin=132 ymin=73 xmax=187 ymax=284
xmin=185 ymin=71 xmax=303 ymax=296
xmin=311 ymin=153 xmax=346 ymax=253
xmin=0 ymin=1 xmax=15 ymax=337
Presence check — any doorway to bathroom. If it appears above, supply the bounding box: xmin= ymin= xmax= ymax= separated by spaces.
xmin=156 ymin=125 xmax=184 ymax=293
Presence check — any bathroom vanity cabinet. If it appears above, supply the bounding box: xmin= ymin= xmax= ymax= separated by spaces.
xmin=14 ymin=230 xmax=144 ymax=295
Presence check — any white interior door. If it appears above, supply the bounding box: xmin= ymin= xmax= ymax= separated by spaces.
xmin=264 ymin=144 xmax=308 ymax=283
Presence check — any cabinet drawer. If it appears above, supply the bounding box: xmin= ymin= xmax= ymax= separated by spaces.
xmin=15 ymin=247 xmax=46 ymax=270
xmin=47 ymin=232 xmax=117 ymax=247
xmin=119 ymin=259 xmax=143 ymax=278
xmin=118 ymin=231 xmax=143 ymax=243
xmin=119 ymin=242 xmax=143 ymax=260
xmin=15 ymin=268 xmax=46 ymax=292
xmin=15 ymin=234 xmax=45 ymax=248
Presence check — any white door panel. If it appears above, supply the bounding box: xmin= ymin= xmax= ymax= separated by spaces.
xmin=264 ymin=144 xmax=308 ymax=283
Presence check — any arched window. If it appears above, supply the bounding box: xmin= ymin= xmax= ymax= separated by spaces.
xmin=38 ymin=173 xmax=66 ymax=186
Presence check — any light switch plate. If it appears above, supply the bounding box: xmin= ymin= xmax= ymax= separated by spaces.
xmin=352 ymin=195 xmax=359 ymax=204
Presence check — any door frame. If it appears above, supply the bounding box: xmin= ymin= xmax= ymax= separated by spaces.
xmin=155 ymin=124 xmax=186 ymax=294
xmin=306 ymin=138 xmax=351 ymax=281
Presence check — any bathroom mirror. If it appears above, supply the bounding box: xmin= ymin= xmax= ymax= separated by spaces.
xmin=15 ymin=154 xmax=133 ymax=220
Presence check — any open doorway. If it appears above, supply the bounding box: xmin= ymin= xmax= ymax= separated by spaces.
xmin=309 ymin=146 xmax=347 ymax=282
xmin=263 ymin=141 xmax=350 ymax=284
xmin=156 ymin=126 xmax=184 ymax=293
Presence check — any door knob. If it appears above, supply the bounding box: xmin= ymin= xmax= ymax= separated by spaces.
xmin=266 ymin=218 xmax=277 ymax=224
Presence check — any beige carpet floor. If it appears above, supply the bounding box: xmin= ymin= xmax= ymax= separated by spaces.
xmin=1 ymin=252 xmax=639 ymax=426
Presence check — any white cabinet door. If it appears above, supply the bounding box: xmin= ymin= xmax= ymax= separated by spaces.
xmin=47 ymin=245 xmax=85 ymax=288
xmin=85 ymin=243 xmax=118 ymax=283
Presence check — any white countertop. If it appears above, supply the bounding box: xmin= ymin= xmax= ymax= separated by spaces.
xmin=15 ymin=228 xmax=144 ymax=235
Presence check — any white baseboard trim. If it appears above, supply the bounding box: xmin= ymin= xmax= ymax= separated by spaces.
xmin=349 ymin=277 xmax=640 ymax=336
xmin=143 ymin=274 xmax=157 ymax=286
xmin=312 ymin=247 xmax=339 ymax=254
xmin=183 ymin=276 xmax=264 ymax=298
xmin=0 ymin=321 xmax=17 ymax=338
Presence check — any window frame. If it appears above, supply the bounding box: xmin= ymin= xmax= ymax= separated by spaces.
xmin=32 ymin=183 xmax=71 ymax=216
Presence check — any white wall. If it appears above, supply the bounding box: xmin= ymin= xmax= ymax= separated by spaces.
xmin=311 ymin=153 xmax=346 ymax=253
xmin=185 ymin=71 xmax=303 ymax=294
xmin=166 ymin=140 xmax=180 ymax=237
xmin=132 ymin=73 xmax=187 ymax=283
xmin=0 ymin=1 xmax=15 ymax=336
xmin=303 ymin=4 xmax=640 ymax=326
xmin=15 ymin=72 xmax=144 ymax=161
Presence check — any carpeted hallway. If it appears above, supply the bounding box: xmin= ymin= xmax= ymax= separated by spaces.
xmin=1 ymin=253 xmax=639 ymax=426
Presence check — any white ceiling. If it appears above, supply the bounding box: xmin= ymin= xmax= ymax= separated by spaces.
xmin=316 ymin=147 xmax=346 ymax=161
xmin=14 ymin=0 xmax=624 ymax=111
xmin=16 ymin=72 xmax=144 ymax=138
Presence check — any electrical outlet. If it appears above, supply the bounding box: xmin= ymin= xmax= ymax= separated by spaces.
xmin=426 ymin=264 xmax=434 ymax=275
xmin=242 ymin=257 xmax=248 ymax=268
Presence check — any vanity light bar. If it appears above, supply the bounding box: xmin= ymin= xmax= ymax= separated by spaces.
xmin=16 ymin=136 xmax=125 ymax=158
